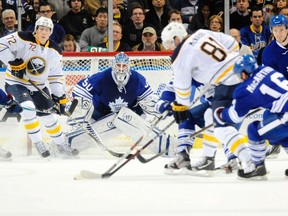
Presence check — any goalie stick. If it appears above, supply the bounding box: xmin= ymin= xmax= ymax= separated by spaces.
xmin=28 ymin=80 xmax=131 ymax=158
xmin=74 ymin=117 xmax=177 ymax=179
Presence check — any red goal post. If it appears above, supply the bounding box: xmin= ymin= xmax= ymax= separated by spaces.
xmin=62 ymin=51 xmax=174 ymax=99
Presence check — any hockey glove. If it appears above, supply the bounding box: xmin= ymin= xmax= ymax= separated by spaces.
xmin=155 ymin=100 xmax=173 ymax=119
xmin=5 ymin=94 xmax=23 ymax=114
xmin=172 ymin=101 xmax=189 ymax=124
xmin=8 ymin=58 xmax=26 ymax=79
xmin=52 ymin=94 xmax=68 ymax=115
xmin=213 ymin=107 xmax=227 ymax=126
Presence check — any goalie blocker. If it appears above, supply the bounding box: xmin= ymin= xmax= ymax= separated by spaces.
xmin=66 ymin=105 xmax=177 ymax=157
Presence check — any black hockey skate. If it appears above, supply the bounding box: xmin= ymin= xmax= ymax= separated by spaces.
xmin=35 ymin=142 xmax=50 ymax=158
xmin=164 ymin=151 xmax=190 ymax=175
xmin=238 ymin=163 xmax=267 ymax=181
xmin=185 ymin=156 xmax=215 ymax=177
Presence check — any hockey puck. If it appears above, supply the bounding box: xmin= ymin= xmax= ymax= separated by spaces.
xmin=285 ymin=169 xmax=288 ymax=176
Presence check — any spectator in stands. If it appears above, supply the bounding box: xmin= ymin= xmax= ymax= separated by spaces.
xmin=98 ymin=22 xmax=131 ymax=51
xmin=230 ymin=0 xmax=251 ymax=30
xmin=132 ymin=26 xmax=166 ymax=51
xmin=188 ymin=0 xmax=211 ymax=33
xmin=22 ymin=0 xmax=40 ymax=30
xmin=48 ymin=0 xmax=70 ymax=20
xmin=60 ymin=34 xmax=80 ymax=52
xmin=168 ymin=9 xmax=183 ymax=23
xmin=229 ymin=28 xmax=253 ymax=55
xmin=26 ymin=1 xmax=66 ymax=44
xmin=79 ymin=7 xmax=108 ymax=52
xmin=173 ymin=0 xmax=198 ymax=25
xmin=280 ymin=5 xmax=288 ymax=18
xmin=84 ymin=0 xmax=102 ymax=17
xmin=127 ymin=0 xmax=150 ymax=16
xmin=265 ymin=0 xmax=287 ymax=25
xmin=0 ymin=1 xmax=3 ymax=28
xmin=208 ymin=14 xmax=223 ymax=32
xmin=0 ymin=9 xmax=17 ymax=38
xmin=102 ymin=0 xmax=128 ymax=26
xmin=121 ymin=4 xmax=148 ymax=48
xmin=240 ymin=6 xmax=271 ymax=61
xmin=144 ymin=0 xmax=170 ymax=42
xmin=59 ymin=0 xmax=94 ymax=43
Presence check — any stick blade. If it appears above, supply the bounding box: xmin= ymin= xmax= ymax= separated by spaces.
xmin=79 ymin=170 xmax=103 ymax=179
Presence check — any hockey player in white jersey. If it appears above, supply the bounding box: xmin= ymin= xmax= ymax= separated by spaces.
xmin=163 ymin=25 xmax=260 ymax=178
xmin=0 ymin=88 xmax=22 ymax=159
xmin=159 ymin=22 xmax=238 ymax=175
xmin=67 ymin=52 xmax=174 ymax=155
xmin=0 ymin=17 xmax=79 ymax=158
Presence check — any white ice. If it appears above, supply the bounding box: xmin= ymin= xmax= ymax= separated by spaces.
xmin=0 ymin=148 xmax=287 ymax=216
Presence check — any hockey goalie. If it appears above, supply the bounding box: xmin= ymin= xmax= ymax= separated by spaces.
xmin=65 ymin=52 xmax=176 ymax=157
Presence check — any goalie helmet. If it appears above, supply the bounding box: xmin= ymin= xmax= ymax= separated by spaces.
xmin=234 ymin=54 xmax=258 ymax=75
xmin=112 ymin=52 xmax=131 ymax=86
xmin=269 ymin=14 xmax=288 ymax=32
xmin=161 ymin=22 xmax=188 ymax=50
xmin=34 ymin=17 xmax=54 ymax=35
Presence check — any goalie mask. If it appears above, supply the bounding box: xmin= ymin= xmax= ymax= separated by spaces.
xmin=161 ymin=22 xmax=188 ymax=50
xmin=112 ymin=52 xmax=131 ymax=87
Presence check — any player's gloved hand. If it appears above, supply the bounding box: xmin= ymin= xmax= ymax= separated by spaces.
xmin=155 ymin=100 xmax=173 ymax=119
xmin=172 ymin=101 xmax=189 ymax=124
xmin=8 ymin=58 xmax=26 ymax=79
xmin=4 ymin=94 xmax=23 ymax=114
xmin=213 ymin=107 xmax=227 ymax=126
xmin=52 ymin=94 xmax=68 ymax=115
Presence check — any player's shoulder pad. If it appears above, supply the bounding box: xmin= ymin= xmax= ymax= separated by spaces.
xmin=17 ymin=31 xmax=35 ymax=42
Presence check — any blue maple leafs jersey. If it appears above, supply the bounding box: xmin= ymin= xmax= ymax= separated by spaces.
xmin=0 ymin=88 xmax=8 ymax=105
xmin=222 ymin=66 xmax=288 ymax=123
xmin=262 ymin=40 xmax=288 ymax=79
xmin=72 ymin=68 xmax=153 ymax=114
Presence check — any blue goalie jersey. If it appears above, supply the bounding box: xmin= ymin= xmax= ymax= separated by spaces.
xmin=72 ymin=68 xmax=153 ymax=115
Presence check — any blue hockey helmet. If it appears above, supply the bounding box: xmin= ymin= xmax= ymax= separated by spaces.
xmin=234 ymin=54 xmax=258 ymax=75
xmin=112 ymin=52 xmax=131 ymax=86
xmin=269 ymin=14 xmax=288 ymax=32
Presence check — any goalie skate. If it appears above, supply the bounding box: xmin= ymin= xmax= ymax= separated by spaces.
xmin=164 ymin=151 xmax=190 ymax=175
xmin=185 ymin=156 xmax=215 ymax=177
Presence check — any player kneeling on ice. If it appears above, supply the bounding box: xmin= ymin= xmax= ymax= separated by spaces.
xmin=67 ymin=52 xmax=175 ymax=156
xmin=0 ymin=88 xmax=23 ymax=159
xmin=0 ymin=17 xmax=79 ymax=158
xmin=215 ymin=54 xmax=288 ymax=179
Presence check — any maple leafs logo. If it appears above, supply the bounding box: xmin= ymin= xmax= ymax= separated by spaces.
xmin=108 ymin=97 xmax=128 ymax=112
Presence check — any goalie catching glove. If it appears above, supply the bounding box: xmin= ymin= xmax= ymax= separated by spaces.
xmin=8 ymin=58 xmax=26 ymax=79
xmin=52 ymin=94 xmax=68 ymax=115
xmin=1 ymin=94 xmax=23 ymax=114
xmin=155 ymin=99 xmax=173 ymax=119
xmin=172 ymin=101 xmax=189 ymax=124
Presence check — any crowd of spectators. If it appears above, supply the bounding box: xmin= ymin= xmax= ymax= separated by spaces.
xmin=0 ymin=0 xmax=287 ymax=54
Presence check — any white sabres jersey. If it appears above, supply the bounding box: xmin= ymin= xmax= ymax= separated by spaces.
xmin=0 ymin=31 xmax=65 ymax=97
xmin=172 ymin=29 xmax=241 ymax=106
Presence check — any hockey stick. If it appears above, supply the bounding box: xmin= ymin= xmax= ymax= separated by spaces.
xmin=137 ymin=108 xmax=263 ymax=164
xmin=28 ymin=80 xmax=130 ymax=158
xmin=75 ymin=117 xmax=177 ymax=179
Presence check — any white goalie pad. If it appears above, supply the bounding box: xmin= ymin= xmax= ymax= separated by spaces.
xmin=67 ymin=97 xmax=93 ymax=126
xmin=67 ymin=113 xmax=122 ymax=152
xmin=114 ymin=106 xmax=177 ymax=157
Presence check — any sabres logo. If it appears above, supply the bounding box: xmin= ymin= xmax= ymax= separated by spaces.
xmin=26 ymin=57 xmax=46 ymax=76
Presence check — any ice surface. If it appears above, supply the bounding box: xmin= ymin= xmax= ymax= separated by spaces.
xmin=0 ymin=149 xmax=287 ymax=216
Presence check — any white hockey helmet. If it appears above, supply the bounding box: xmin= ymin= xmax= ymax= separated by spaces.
xmin=112 ymin=52 xmax=131 ymax=87
xmin=34 ymin=17 xmax=54 ymax=35
xmin=161 ymin=22 xmax=188 ymax=50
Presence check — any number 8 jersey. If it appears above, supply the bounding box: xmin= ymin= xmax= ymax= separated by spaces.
xmin=172 ymin=29 xmax=241 ymax=106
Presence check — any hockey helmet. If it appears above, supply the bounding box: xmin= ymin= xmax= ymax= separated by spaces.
xmin=112 ymin=52 xmax=131 ymax=85
xmin=161 ymin=22 xmax=188 ymax=50
xmin=34 ymin=17 xmax=54 ymax=36
xmin=234 ymin=54 xmax=258 ymax=75
xmin=269 ymin=14 xmax=288 ymax=32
